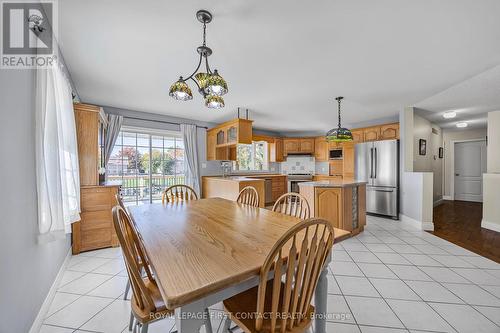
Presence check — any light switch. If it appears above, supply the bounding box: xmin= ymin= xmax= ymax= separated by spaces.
xmin=201 ymin=163 xmax=207 ymax=169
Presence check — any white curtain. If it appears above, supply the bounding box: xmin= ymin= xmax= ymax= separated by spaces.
xmin=35 ymin=64 xmax=80 ymax=236
xmin=180 ymin=124 xmax=201 ymax=195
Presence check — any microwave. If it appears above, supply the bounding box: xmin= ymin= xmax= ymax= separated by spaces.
xmin=329 ymin=148 xmax=343 ymax=160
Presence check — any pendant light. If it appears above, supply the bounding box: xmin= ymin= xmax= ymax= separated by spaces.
xmin=326 ymin=96 xmax=353 ymax=142
xmin=168 ymin=10 xmax=228 ymax=109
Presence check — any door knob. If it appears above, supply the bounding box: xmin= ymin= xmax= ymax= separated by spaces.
xmin=455 ymin=173 xmax=459 ymax=176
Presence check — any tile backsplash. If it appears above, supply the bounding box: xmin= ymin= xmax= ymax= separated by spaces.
xmin=281 ymin=156 xmax=316 ymax=174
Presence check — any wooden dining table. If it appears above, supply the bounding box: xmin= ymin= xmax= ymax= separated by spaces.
xmin=128 ymin=197 xmax=350 ymax=333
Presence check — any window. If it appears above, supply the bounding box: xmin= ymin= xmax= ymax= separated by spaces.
xmin=233 ymin=141 xmax=269 ymax=172
xmin=107 ymin=128 xmax=185 ymax=205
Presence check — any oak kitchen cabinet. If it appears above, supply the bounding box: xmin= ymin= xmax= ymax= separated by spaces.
xmin=283 ymin=138 xmax=315 ymax=155
xmin=363 ymin=126 xmax=380 ymax=142
xmin=72 ymin=103 xmax=120 ymax=254
xmin=314 ymin=137 xmax=329 ymax=161
xmin=270 ymin=137 xmax=284 ymax=162
xmin=379 ymin=123 xmax=399 ymax=140
xmin=206 ymin=118 xmax=253 ymax=161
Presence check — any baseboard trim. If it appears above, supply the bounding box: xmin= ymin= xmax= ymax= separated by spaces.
xmin=481 ymin=220 xmax=500 ymax=233
xmin=29 ymin=248 xmax=72 ymax=333
xmin=433 ymin=198 xmax=444 ymax=207
xmin=443 ymin=195 xmax=453 ymax=201
xmin=400 ymin=214 xmax=434 ymax=231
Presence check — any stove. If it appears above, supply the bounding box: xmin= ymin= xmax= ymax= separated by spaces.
xmin=287 ymin=173 xmax=313 ymax=193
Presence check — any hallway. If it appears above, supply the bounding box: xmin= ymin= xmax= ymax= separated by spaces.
xmin=432 ymin=200 xmax=500 ymax=263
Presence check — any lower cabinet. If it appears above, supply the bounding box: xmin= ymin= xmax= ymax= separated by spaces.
xmin=72 ymin=185 xmax=120 ymax=254
xmin=271 ymin=176 xmax=287 ymax=201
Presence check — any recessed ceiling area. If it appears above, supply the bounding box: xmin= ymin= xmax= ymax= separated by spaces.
xmin=59 ymin=0 xmax=500 ymax=133
xmin=413 ymin=64 xmax=500 ymax=130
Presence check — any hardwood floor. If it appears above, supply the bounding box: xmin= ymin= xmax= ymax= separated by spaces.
xmin=431 ymin=200 xmax=500 ymax=263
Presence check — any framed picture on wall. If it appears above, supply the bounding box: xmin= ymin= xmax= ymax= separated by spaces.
xmin=419 ymin=139 xmax=427 ymax=155
xmin=439 ymin=147 xmax=444 ymax=158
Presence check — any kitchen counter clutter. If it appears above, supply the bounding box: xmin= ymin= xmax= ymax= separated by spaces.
xmin=299 ymin=180 xmax=366 ymax=235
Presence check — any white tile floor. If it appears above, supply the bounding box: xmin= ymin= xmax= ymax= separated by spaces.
xmin=40 ymin=215 xmax=500 ymax=333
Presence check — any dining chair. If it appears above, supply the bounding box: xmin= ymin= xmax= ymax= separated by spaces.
xmin=221 ymin=218 xmax=335 ymax=333
xmin=162 ymin=184 xmax=198 ymax=204
xmin=112 ymin=206 xmax=213 ymax=333
xmin=236 ymin=186 xmax=260 ymax=207
xmin=272 ymin=193 xmax=311 ymax=220
xmin=115 ymin=193 xmax=133 ymax=301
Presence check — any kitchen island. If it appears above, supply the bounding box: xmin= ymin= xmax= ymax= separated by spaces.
xmin=299 ymin=180 xmax=367 ymax=235
xmin=201 ymin=176 xmax=266 ymax=207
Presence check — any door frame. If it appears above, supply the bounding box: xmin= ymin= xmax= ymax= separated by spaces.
xmin=449 ymin=138 xmax=487 ymax=201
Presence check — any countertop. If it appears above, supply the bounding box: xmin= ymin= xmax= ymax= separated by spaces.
xmin=81 ymin=180 xmax=122 ymax=188
xmin=298 ymin=180 xmax=367 ymax=188
xmin=203 ymin=174 xmax=287 ymax=182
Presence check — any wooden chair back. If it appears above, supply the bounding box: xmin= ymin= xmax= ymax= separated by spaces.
xmin=112 ymin=206 xmax=157 ymax=313
xmin=236 ymin=186 xmax=260 ymax=207
xmin=272 ymin=193 xmax=311 ymax=220
xmin=162 ymin=184 xmax=198 ymax=204
xmin=256 ymin=218 xmax=334 ymax=332
xmin=115 ymin=193 xmax=126 ymax=210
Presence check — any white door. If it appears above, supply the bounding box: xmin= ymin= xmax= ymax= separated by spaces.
xmin=454 ymin=140 xmax=486 ymax=202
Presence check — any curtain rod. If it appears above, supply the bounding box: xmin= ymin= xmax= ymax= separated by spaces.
xmin=122 ymin=116 xmax=208 ymax=129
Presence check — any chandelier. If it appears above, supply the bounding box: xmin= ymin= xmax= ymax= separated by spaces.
xmin=169 ymin=10 xmax=228 ymax=109
xmin=326 ymin=97 xmax=353 ymax=142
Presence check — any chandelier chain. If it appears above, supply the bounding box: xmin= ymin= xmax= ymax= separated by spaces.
xmin=338 ymin=98 xmax=342 ymax=128
xmin=202 ymin=22 xmax=207 ymax=47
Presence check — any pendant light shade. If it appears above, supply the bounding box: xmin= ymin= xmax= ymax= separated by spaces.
xmin=326 ymin=126 xmax=353 ymax=142
xmin=169 ymin=77 xmax=193 ymax=101
xmin=206 ymin=69 xmax=228 ymax=96
xmin=326 ymin=96 xmax=353 ymax=142
xmin=205 ymin=95 xmax=225 ymax=109
xmin=195 ymin=72 xmax=209 ymax=90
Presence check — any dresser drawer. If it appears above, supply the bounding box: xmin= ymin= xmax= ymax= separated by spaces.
xmin=80 ymin=211 xmax=112 ymax=231
xmin=81 ymin=227 xmax=112 ymax=252
xmin=81 ymin=187 xmax=114 ymax=211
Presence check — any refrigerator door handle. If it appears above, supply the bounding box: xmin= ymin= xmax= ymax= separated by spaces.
xmin=374 ymin=147 xmax=377 ymax=178
xmin=369 ymin=148 xmax=373 ymax=178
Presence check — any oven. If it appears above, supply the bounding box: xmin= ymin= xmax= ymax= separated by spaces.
xmin=287 ymin=173 xmax=313 ymax=193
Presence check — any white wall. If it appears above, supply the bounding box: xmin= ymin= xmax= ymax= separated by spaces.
xmin=412 ymin=114 xmax=443 ymax=203
xmin=482 ymin=110 xmax=500 ymax=232
xmin=487 ymin=111 xmax=500 ymax=173
xmin=401 ymin=172 xmax=434 ymax=230
xmin=442 ymin=128 xmax=487 ymax=198
xmin=0 ymin=71 xmax=71 ymax=332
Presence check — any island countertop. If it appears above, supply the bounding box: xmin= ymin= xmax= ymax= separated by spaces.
xmin=299 ymin=180 xmax=367 ymax=188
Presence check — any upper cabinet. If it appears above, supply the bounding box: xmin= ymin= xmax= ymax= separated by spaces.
xmin=379 ymin=123 xmax=399 ymax=140
xmin=74 ymin=103 xmax=106 ymax=186
xmin=314 ymin=137 xmax=329 ymax=161
xmin=363 ymin=126 xmax=380 ymax=142
xmin=283 ymin=138 xmax=300 ymax=154
xmin=283 ymin=138 xmax=315 ymax=155
xmin=206 ymin=118 xmax=253 ymax=161
xmin=351 ymin=129 xmax=364 ymax=143
xmin=299 ymin=138 xmax=315 ymax=153
xmin=270 ymin=138 xmax=284 ymax=162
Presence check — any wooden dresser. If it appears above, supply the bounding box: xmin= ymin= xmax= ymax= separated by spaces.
xmin=72 ymin=103 xmax=120 ymax=254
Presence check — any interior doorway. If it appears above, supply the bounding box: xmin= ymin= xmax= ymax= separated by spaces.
xmin=454 ymin=140 xmax=487 ymax=202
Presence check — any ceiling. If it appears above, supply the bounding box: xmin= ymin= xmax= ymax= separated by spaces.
xmin=59 ymin=0 xmax=500 ymax=133
xmin=414 ymin=64 xmax=500 ymax=130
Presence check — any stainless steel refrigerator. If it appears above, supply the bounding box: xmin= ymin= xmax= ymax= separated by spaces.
xmin=355 ymin=139 xmax=399 ymax=219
